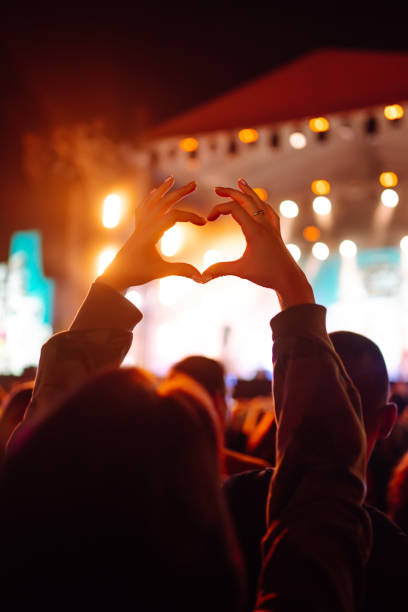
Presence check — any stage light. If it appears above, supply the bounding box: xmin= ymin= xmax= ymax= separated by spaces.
xmin=339 ymin=240 xmax=357 ymax=258
xmin=203 ymin=249 xmax=222 ymax=268
xmin=384 ymin=104 xmax=404 ymax=120
xmin=102 ymin=194 xmax=121 ymax=228
xmin=286 ymin=243 xmax=301 ymax=261
xmin=381 ymin=188 xmax=399 ymax=208
xmin=303 ymin=226 xmax=321 ymax=242
xmin=97 ymin=247 xmax=118 ymax=275
xmin=253 ymin=188 xmax=268 ymax=201
xmin=400 ymin=236 xmax=408 ymax=254
xmin=312 ymin=242 xmax=330 ymax=260
xmin=279 ymin=200 xmax=299 ymax=218
xmin=238 ymin=128 xmax=259 ymax=144
xmin=289 ymin=132 xmax=307 ymax=149
xmin=311 ymin=179 xmax=330 ymax=195
xmin=379 ymin=172 xmax=398 ymax=188
xmin=309 ymin=117 xmax=330 ymax=132
xmin=160 ymin=225 xmax=184 ymax=257
xmin=159 ymin=277 xmax=190 ymax=306
xmin=125 ymin=289 xmax=143 ymax=309
xmin=179 ymin=137 xmax=199 ymax=152
xmin=313 ymin=196 xmax=332 ymax=215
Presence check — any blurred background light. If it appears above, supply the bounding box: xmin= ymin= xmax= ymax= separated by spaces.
xmin=97 ymin=246 xmax=118 ymax=275
xmin=379 ymin=172 xmax=398 ymax=187
xmin=309 ymin=117 xmax=330 ymax=132
xmin=339 ymin=239 xmax=357 ymax=258
xmin=179 ymin=137 xmax=199 ymax=152
xmin=238 ymin=128 xmax=259 ymax=143
xmin=311 ymin=179 xmax=330 ymax=195
xmin=312 ymin=196 xmax=332 ymax=215
xmin=381 ymin=188 xmax=399 ymax=208
xmin=160 ymin=224 xmax=184 ymax=256
xmin=289 ymin=131 xmax=307 ymax=149
xmin=102 ymin=194 xmax=121 ymax=228
xmin=253 ymin=187 xmax=268 ymax=201
xmin=303 ymin=225 xmax=321 ymax=242
xmin=400 ymin=236 xmax=408 ymax=254
xmin=384 ymin=104 xmax=404 ymax=120
xmin=203 ymin=249 xmax=222 ymax=269
xmin=125 ymin=289 xmax=143 ymax=309
xmin=312 ymin=241 xmax=329 ymax=260
xmin=279 ymin=199 xmax=299 ymax=218
xmin=286 ymin=243 xmax=301 ymax=261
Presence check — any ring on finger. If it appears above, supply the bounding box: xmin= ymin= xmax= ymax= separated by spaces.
xmin=253 ymin=209 xmax=265 ymax=216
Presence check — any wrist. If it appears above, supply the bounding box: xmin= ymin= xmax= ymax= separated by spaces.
xmin=276 ymin=271 xmax=315 ymax=311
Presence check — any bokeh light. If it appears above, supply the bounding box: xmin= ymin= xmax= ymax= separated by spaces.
xmin=160 ymin=225 xmax=184 ymax=256
xmin=253 ymin=187 xmax=268 ymax=201
xmin=379 ymin=172 xmax=398 ymax=188
xmin=313 ymin=196 xmax=332 ymax=215
xmin=400 ymin=236 xmax=408 ymax=254
xmin=312 ymin=242 xmax=330 ymax=260
xmin=286 ymin=243 xmax=301 ymax=261
xmin=381 ymin=188 xmax=399 ymax=208
xmin=203 ymin=249 xmax=222 ymax=269
xmin=339 ymin=240 xmax=357 ymax=258
xmin=179 ymin=137 xmax=199 ymax=152
xmin=289 ymin=132 xmax=307 ymax=149
xmin=309 ymin=117 xmax=330 ymax=132
xmin=102 ymin=194 xmax=121 ymax=228
xmin=303 ymin=226 xmax=321 ymax=242
xmin=311 ymin=179 xmax=330 ymax=195
xmin=384 ymin=104 xmax=404 ymax=120
xmin=97 ymin=247 xmax=118 ymax=275
xmin=238 ymin=128 xmax=259 ymax=143
xmin=279 ymin=200 xmax=299 ymax=218
xmin=125 ymin=289 xmax=143 ymax=309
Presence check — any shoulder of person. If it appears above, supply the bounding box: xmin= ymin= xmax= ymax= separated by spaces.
xmin=365 ymin=504 xmax=408 ymax=573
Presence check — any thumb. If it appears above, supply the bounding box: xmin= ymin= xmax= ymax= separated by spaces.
xmin=202 ymin=260 xmax=243 ymax=283
xmin=163 ymin=261 xmax=202 ymax=283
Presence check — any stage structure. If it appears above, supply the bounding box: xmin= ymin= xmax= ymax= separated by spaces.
xmin=120 ymin=49 xmax=408 ymax=379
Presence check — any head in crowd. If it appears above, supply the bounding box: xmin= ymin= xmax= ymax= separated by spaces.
xmin=329 ymin=331 xmax=397 ymax=458
xmin=0 ymin=367 xmax=243 ymax=611
xmin=0 ymin=381 xmax=33 ymax=465
xmin=169 ymin=356 xmax=227 ymax=427
xmin=387 ymin=451 xmax=408 ymax=532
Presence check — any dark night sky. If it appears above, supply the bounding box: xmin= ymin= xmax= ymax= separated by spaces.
xmin=1 ymin=7 xmax=408 ymax=249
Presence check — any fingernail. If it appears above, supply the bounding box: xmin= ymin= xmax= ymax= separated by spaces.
xmin=215 ymin=186 xmax=226 ymax=193
xmin=238 ymin=178 xmax=247 ymax=186
xmin=164 ymin=175 xmax=173 ymax=182
xmin=150 ymin=187 xmax=157 ymax=196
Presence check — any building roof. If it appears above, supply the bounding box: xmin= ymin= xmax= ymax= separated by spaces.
xmin=146 ymin=48 xmax=408 ymax=140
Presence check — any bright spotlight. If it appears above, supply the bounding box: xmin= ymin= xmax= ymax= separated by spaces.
xmin=379 ymin=172 xmax=398 ymax=188
xmin=312 ymin=242 xmax=330 ymax=261
xmin=313 ymin=196 xmax=332 ymax=215
xmin=309 ymin=117 xmax=330 ymax=132
xmin=203 ymin=249 xmax=222 ymax=268
xmin=384 ymin=104 xmax=404 ymax=120
xmin=160 ymin=225 xmax=184 ymax=256
xmin=303 ymin=225 xmax=321 ymax=242
xmin=125 ymin=289 xmax=143 ymax=309
xmin=179 ymin=137 xmax=199 ymax=152
xmin=238 ymin=128 xmax=259 ymax=144
xmin=97 ymin=247 xmax=118 ymax=275
xmin=253 ymin=187 xmax=268 ymax=201
xmin=381 ymin=189 xmax=399 ymax=208
xmin=102 ymin=194 xmax=121 ymax=228
xmin=311 ymin=179 xmax=330 ymax=195
xmin=279 ymin=200 xmax=299 ymax=218
xmin=400 ymin=236 xmax=408 ymax=254
xmin=289 ymin=132 xmax=307 ymax=149
xmin=286 ymin=243 xmax=301 ymax=261
xmin=339 ymin=240 xmax=357 ymax=258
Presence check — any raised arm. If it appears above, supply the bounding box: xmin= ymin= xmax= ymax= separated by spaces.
xmin=203 ymin=179 xmax=371 ymax=611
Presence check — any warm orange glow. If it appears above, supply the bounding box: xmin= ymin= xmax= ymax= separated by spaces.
xmin=238 ymin=128 xmax=259 ymax=143
xmin=102 ymin=194 xmax=122 ymax=228
xmin=179 ymin=137 xmax=199 ymax=152
xmin=379 ymin=172 xmax=398 ymax=188
xmin=384 ymin=104 xmax=404 ymax=120
xmin=311 ymin=179 xmax=330 ymax=195
xmin=253 ymin=187 xmax=268 ymax=201
xmin=303 ymin=225 xmax=321 ymax=242
xmin=97 ymin=247 xmax=118 ymax=275
xmin=309 ymin=117 xmax=330 ymax=132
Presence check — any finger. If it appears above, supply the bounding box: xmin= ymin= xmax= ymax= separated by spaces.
xmin=238 ymin=178 xmax=279 ymax=229
xmin=238 ymin=178 xmax=266 ymax=208
xmin=162 ymin=262 xmax=202 ymax=283
xmin=138 ymin=175 xmax=175 ymax=211
xmin=215 ymin=185 xmax=260 ymax=215
xmin=153 ymin=210 xmax=206 ymax=242
xmin=201 ymin=260 xmax=243 ymax=283
xmin=207 ymin=202 xmax=257 ymax=238
xmin=153 ymin=180 xmax=197 ymax=215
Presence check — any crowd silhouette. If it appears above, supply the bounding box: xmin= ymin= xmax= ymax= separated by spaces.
xmin=1 ymin=177 xmax=408 ymax=610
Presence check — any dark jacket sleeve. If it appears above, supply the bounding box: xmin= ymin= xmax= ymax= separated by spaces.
xmin=7 ymin=282 xmax=142 ymax=454
xmin=255 ymin=304 xmax=372 ymax=612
